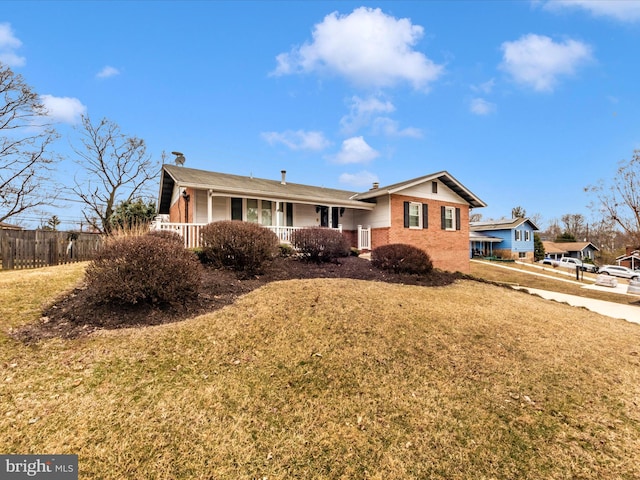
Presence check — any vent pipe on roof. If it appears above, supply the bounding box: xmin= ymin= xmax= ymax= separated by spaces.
xmin=281 ymin=170 xmax=287 ymax=185
xmin=371 ymin=182 xmax=379 ymax=190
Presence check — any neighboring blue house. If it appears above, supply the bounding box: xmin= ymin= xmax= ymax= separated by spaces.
xmin=470 ymin=218 xmax=539 ymax=261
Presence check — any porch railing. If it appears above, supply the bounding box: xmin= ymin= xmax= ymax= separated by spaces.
xmin=153 ymin=222 xmax=207 ymax=249
xmin=357 ymin=225 xmax=371 ymax=251
xmin=152 ymin=222 xmax=350 ymax=249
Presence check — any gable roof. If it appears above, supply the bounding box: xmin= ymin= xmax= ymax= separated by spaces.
xmin=542 ymin=241 xmax=600 ymax=254
xmin=159 ymin=165 xmax=487 ymax=214
xmin=470 ymin=217 xmax=539 ymax=232
xmin=351 ymin=171 xmax=487 ymax=208
xmin=158 ymin=165 xmax=374 ymax=214
xmin=542 ymin=241 xmax=568 ymax=255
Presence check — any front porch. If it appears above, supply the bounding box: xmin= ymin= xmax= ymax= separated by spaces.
xmin=152 ymin=222 xmax=371 ymax=251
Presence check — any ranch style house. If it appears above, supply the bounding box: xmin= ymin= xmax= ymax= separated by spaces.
xmin=155 ymin=164 xmax=487 ymax=273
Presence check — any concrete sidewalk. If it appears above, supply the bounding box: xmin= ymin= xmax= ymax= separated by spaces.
xmin=513 ymin=287 xmax=640 ymax=325
xmin=472 ymin=259 xmax=640 ymax=325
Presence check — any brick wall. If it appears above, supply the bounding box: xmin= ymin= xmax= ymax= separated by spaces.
xmin=371 ymin=194 xmax=471 ymax=273
xmin=169 ymin=188 xmax=193 ymax=223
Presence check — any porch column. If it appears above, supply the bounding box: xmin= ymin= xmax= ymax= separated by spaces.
xmin=207 ymin=190 xmax=213 ymax=223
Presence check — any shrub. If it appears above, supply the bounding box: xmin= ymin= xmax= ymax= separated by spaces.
xmin=85 ymin=233 xmax=202 ymax=306
xmin=279 ymin=243 xmax=295 ymax=257
xmin=200 ymin=220 xmax=279 ymax=274
xmin=291 ymin=227 xmax=351 ymax=263
xmin=146 ymin=228 xmax=185 ymax=246
xmin=371 ymin=244 xmax=433 ymax=275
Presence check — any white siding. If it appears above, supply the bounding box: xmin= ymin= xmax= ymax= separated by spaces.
xmin=402 ymin=181 xmax=461 ymax=203
xmin=295 ymin=204 xmax=320 ymax=226
xmin=194 ymin=189 xmax=208 ymax=223
xmin=355 ymin=195 xmax=390 ymax=228
xmin=212 ymin=196 xmax=228 ymax=221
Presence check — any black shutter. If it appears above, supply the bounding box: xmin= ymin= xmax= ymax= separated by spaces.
xmin=231 ymin=198 xmax=243 ymax=220
xmin=441 ymin=206 xmax=446 ymax=229
xmin=455 ymin=208 xmax=461 ymax=231
xmin=403 ymin=202 xmax=410 ymax=228
xmin=422 ymin=203 xmax=428 ymax=229
xmin=286 ymin=203 xmax=293 ymax=227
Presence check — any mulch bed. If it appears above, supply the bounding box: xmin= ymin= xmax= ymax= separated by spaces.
xmin=12 ymin=256 xmax=469 ymax=343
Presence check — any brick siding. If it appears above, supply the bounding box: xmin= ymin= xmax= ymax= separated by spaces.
xmin=371 ymin=194 xmax=471 ymax=273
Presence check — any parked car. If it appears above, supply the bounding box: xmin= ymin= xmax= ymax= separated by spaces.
xmin=541 ymin=257 xmax=556 ymax=266
xmin=557 ymin=257 xmax=598 ymax=273
xmin=598 ymin=265 xmax=639 ymax=280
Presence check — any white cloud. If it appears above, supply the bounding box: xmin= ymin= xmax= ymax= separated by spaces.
xmin=541 ymin=0 xmax=640 ymax=23
xmin=499 ymin=34 xmax=592 ymax=92
xmin=340 ymin=95 xmax=421 ymax=138
xmin=470 ymin=79 xmax=496 ymax=94
xmin=40 ymin=95 xmax=87 ymax=124
xmin=96 ymin=66 xmax=121 ymax=79
xmin=329 ymin=136 xmax=380 ymax=164
xmin=340 ymin=95 xmax=395 ymax=134
xmin=272 ymin=7 xmax=444 ymax=90
xmin=261 ymin=130 xmax=331 ymax=151
xmin=339 ymin=170 xmax=380 ymax=188
xmin=0 ymin=23 xmax=25 ymax=67
xmin=470 ymin=98 xmax=497 ymax=115
xmin=372 ymin=117 xmax=423 ymax=138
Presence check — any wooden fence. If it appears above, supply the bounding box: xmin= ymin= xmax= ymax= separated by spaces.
xmin=0 ymin=230 xmax=103 ymax=270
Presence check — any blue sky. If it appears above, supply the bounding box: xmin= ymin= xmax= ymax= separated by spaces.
xmin=3 ymin=0 xmax=640 ymax=230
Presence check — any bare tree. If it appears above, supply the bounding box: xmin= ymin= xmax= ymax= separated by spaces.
xmin=529 ymin=212 xmax=543 ymax=229
xmin=560 ymin=213 xmax=586 ymax=240
xmin=587 ymin=150 xmax=640 ymax=248
xmin=0 ymin=63 xmax=59 ymax=224
xmin=71 ymin=116 xmax=159 ymax=233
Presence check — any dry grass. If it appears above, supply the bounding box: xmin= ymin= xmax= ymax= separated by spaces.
xmin=471 ymin=259 xmax=640 ymax=306
xmin=1 ymin=264 xmax=640 ymax=479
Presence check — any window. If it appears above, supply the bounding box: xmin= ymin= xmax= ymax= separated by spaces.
xmin=525 ymin=230 xmax=531 ymax=242
xmin=515 ymin=230 xmax=521 ymax=241
xmin=440 ymin=206 xmax=459 ymax=230
xmin=432 ymin=181 xmax=438 ymax=194
xmin=444 ymin=207 xmax=454 ymax=230
xmin=261 ymin=200 xmax=273 ymax=226
xmin=519 ymin=252 xmax=526 ymax=259
xmin=409 ymin=203 xmax=421 ymax=228
xmin=403 ymin=202 xmax=428 ymax=229
xmin=247 ymin=199 xmax=258 ymax=223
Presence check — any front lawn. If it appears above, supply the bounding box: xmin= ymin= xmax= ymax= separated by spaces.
xmin=1 ymin=263 xmax=639 ymax=479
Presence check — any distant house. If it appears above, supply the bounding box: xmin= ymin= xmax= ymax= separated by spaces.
xmin=541 ymin=241 xmax=599 ymax=262
xmin=470 ymin=218 xmax=539 ymax=261
xmin=0 ymin=221 xmax=23 ymax=231
xmin=616 ymin=247 xmax=640 ymax=269
xmin=155 ymin=164 xmax=487 ymax=273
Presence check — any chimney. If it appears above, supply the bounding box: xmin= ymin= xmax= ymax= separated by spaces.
xmin=371 ymin=182 xmax=379 ymax=190
xmin=281 ymin=170 xmax=287 ymax=185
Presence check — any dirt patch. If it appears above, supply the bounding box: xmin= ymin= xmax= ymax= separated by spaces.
xmin=12 ymin=256 xmax=468 ymax=343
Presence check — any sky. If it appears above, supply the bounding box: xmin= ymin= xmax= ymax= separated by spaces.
xmin=2 ymin=0 xmax=640 ymax=230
